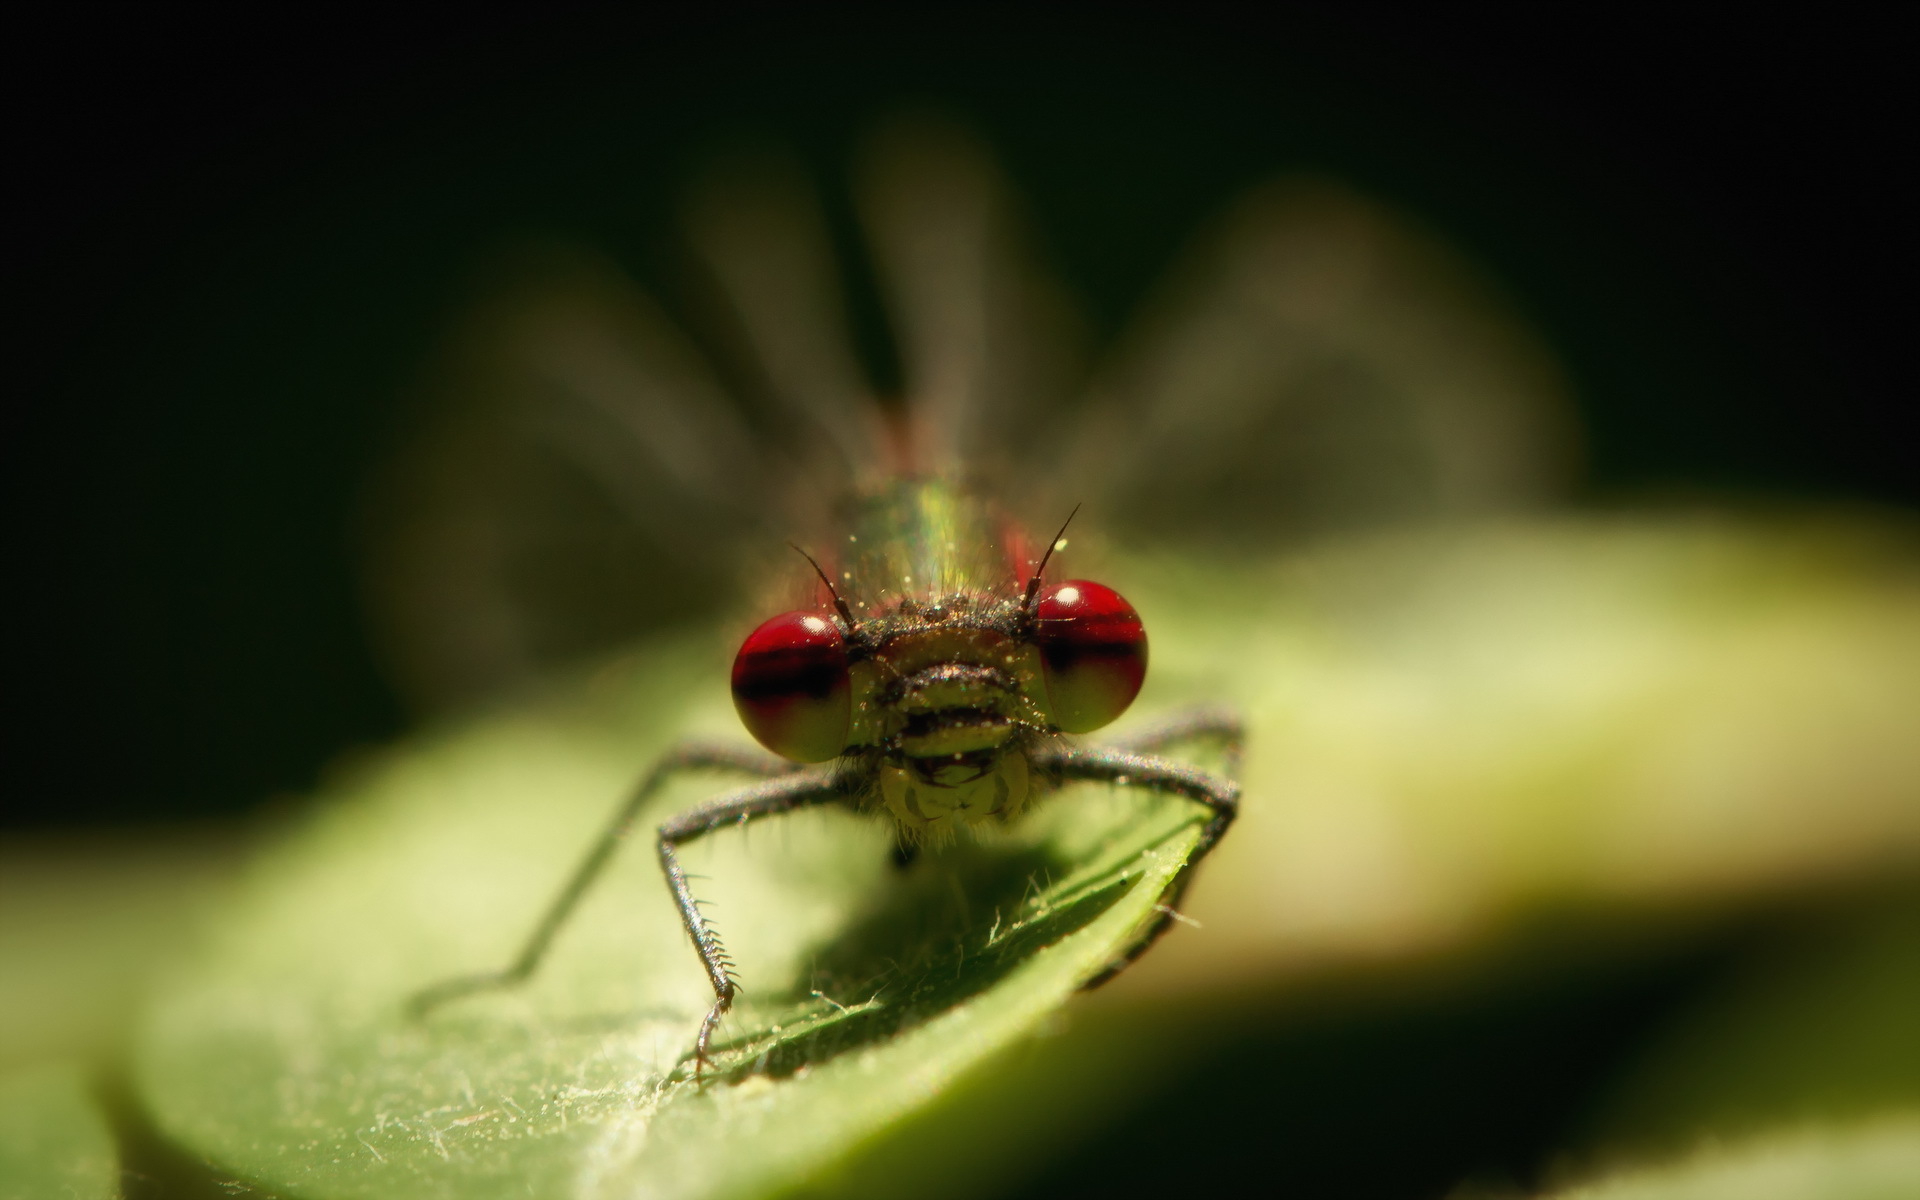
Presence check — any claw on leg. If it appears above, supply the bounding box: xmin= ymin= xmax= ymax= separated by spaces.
xmin=692 ymin=989 xmax=735 ymax=1079
xmin=657 ymin=769 xmax=842 ymax=1078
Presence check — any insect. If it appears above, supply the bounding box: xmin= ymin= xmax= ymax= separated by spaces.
xmin=386 ymin=118 xmax=1571 ymax=1073
xmin=410 ymin=476 xmax=1240 ymax=1071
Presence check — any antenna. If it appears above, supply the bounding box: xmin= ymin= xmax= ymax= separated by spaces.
xmin=790 ymin=544 xmax=857 ymax=628
xmin=1022 ymin=503 xmax=1081 ymax=611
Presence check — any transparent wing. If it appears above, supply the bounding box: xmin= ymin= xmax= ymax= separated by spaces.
xmin=1051 ymin=177 xmax=1581 ymax=547
xmin=680 ymin=148 xmax=882 ymax=486
xmin=364 ymin=128 xmax=1580 ymax=711
xmin=852 ymin=115 xmax=1090 ymax=487
xmin=361 ymin=246 xmax=776 ymax=710
xmin=364 ymin=146 xmax=902 ymax=712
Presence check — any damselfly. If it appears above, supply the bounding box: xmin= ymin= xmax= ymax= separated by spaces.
xmin=412 ymin=480 xmax=1240 ymax=1070
xmin=389 ymin=118 xmax=1573 ymax=1072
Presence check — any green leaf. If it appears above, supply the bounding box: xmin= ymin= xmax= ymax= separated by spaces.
xmin=1117 ymin=512 xmax=1920 ymax=995
xmin=0 ymin=833 xmax=239 ymax=1071
xmin=134 ymin=634 xmax=1221 ymax=1199
xmin=0 ymin=1063 xmax=117 ymax=1200
xmin=131 ymin=513 xmax=1920 ymax=1197
xmin=1545 ymin=1117 xmax=1920 ymax=1200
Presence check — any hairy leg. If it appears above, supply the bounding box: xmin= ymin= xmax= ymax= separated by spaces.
xmin=1033 ymin=707 xmax=1243 ymax=988
xmin=656 ymin=768 xmax=847 ymax=1071
xmin=1104 ymin=704 xmax=1243 ymax=774
xmin=408 ymin=740 xmax=796 ymax=1017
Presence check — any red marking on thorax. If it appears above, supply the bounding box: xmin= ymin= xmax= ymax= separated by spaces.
xmin=1000 ymin=517 xmax=1038 ymax=591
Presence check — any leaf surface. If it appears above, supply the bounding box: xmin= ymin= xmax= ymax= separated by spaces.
xmin=135 ymin=635 xmax=1219 ymax=1199
xmin=134 ymin=513 xmax=1920 ymax=1198
xmin=0 ymin=1063 xmax=117 ymax=1200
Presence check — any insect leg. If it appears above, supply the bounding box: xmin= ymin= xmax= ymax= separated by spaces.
xmin=408 ymin=740 xmax=796 ymax=1017
xmin=1104 ymin=704 xmax=1244 ymax=774
xmin=656 ymin=768 xmax=846 ymax=1072
xmin=1034 ymin=742 xmax=1240 ymax=989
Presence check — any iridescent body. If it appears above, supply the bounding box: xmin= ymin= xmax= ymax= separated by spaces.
xmin=831 ymin=478 xmax=1058 ymax=840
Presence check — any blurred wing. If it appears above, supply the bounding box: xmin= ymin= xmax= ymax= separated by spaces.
xmin=363 ymin=248 xmax=783 ymax=712
xmin=364 ymin=139 xmax=1580 ymax=712
xmin=366 ymin=153 xmax=897 ymax=713
xmin=1053 ymin=177 xmax=1581 ymax=546
xmin=680 ymin=149 xmax=882 ymax=486
xmin=853 ymin=116 xmax=1089 ymax=485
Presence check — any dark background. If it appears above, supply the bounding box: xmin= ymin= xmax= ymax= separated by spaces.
xmin=5 ymin=6 xmax=1910 ymax=831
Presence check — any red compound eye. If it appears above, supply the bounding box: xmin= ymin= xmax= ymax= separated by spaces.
xmin=1033 ymin=580 xmax=1147 ymax=734
xmin=731 ymin=612 xmax=851 ymax=762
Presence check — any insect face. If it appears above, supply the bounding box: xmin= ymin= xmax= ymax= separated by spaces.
xmin=729 ymin=569 xmax=1151 ymax=842
xmin=861 ymin=620 xmax=1050 ymax=839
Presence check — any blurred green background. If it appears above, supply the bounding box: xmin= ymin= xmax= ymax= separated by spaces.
xmin=3 ymin=9 xmax=1914 ymax=1199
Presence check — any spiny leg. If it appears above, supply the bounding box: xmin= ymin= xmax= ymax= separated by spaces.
xmin=1034 ymin=723 xmax=1242 ymax=989
xmin=408 ymin=740 xmax=796 ymax=1018
xmin=657 ymin=768 xmax=846 ymax=1073
xmin=1105 ymin=704 xmax=1244 ymax=775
